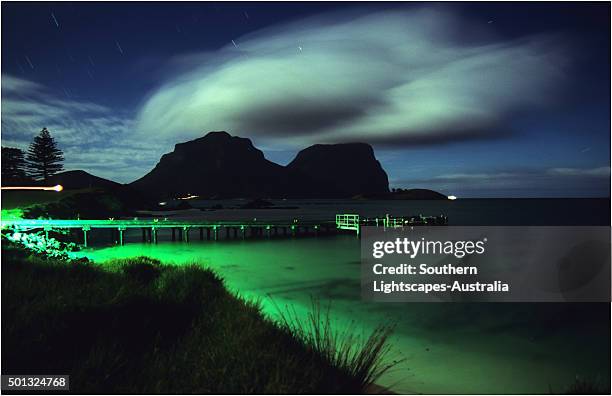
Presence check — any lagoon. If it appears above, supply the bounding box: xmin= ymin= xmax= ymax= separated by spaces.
xmin=79 ymin=234 xmax=609 ymax=393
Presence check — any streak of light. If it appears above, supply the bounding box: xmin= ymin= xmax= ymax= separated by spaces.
xmin=51 ymin=12 xmax=60 ymax=27
xmin=1 ymin=185 xmax=63 ymax=192
xmin=24 ymin=56 xmax=35 ymax=69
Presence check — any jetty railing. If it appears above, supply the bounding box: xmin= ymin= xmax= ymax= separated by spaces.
xmin=335 ymin=213 xmax=449 ymax=236
xmin=335 ymin=214 xmax=360 ymax=235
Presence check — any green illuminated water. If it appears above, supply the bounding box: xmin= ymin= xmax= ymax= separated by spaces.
xmin=80 ymin=236 xmax=610 ymax=394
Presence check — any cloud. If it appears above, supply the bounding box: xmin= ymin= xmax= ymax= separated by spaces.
xmin=1 ymin=74 xmax=166 ymax=183
xmin=547 ymin=166 xmax=610 ymax=177
xmin=431 ymin=172 xmax=520 ymax=181
xmin=135 ymin=7 xmax=569 ymax=146
xmin=1 ymin=74 xmax=44 ymax=94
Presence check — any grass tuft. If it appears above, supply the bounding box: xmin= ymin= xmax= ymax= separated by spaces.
xmin=274 ymin=299 xmax=401 ymax=393
xmin=565 ymin=376 xmax=610 ymax=394
xmin=117 ymin=256 xmax=164 ymax=283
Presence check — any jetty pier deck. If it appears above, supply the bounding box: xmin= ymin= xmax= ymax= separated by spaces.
xmin=0 ymin=218 xmax=341 ymax=246
xmin=1 ymin=214 xmax=447 ymax=247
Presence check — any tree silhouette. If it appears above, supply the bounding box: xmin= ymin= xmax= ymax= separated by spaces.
xmin=1 ymin=147 xmax=28 ymax=184
xmin=26 ymin=128 xmax=64 ymax=181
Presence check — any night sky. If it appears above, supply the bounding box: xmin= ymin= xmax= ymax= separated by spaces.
xmin=1 ymin=2 xmax=610 ymax=197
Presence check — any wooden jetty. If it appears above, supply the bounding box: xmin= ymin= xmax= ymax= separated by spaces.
xmin=1 ymin=213 xmax=447 ymax=247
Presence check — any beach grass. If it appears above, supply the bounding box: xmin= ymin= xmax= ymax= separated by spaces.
xmin=274 ymin=299 xmax=400 ymax=390
xmin=1 ymin=240 xmax=396 ymax=393
xmin=564 ymin=376 xmax=610 ymax=394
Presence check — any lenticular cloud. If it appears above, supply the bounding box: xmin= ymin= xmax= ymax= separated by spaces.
xmin=136 ymin=7 xmax=569 ymax=146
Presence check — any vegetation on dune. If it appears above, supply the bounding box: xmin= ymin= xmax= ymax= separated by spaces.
xmin=0 ymin=208 xmax=25 ymax=221
xmin=23 ymin=190 xmax=127 ymax=219
xmin=3 ymin=230 xmax=79 ymax=261
xmin=1 ymin=187 xmax=149 ymax=220
xmin=1 ymin=190 xmax=73 ymax=211
xmin=564 ymin=376 xmax=610 ymax=395
xmin=1 ymin=147 xmax=29 ymax=184
xmin=1 ymin=239 xmax=398 ymax=393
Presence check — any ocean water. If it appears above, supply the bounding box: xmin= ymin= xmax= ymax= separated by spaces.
xmin=80 ymin=198 xmax=611 ymax=394
xmin=156 ymin=198 xmax=610 ymax=226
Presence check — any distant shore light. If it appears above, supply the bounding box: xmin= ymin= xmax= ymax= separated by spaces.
xmin=447 ymin=195 xmax=457 ymax=200
xmin=177 ymin=194 xmax=199 ymax=200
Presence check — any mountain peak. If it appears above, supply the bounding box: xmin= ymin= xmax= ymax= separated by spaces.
xmin=174 ymin=131 xmax=256 ymax=152
xmin=131 ymin=132 xmax=389 ymax=199
xmin=199 ymin=131 xmax=233 ymax=142
xmin=47 ymin=170 xmax=121 ymax=190
xmin=287 ymin=142 xmax=389 ymax=197
xmin=132 ymin=132 xmax=285 ymax=198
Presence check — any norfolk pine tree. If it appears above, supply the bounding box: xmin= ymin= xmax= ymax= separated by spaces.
xmin=26 ymin=128 xmax=64 ymax=181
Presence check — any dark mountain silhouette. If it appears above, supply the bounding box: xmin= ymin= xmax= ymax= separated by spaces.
xmin=15 ymin=170 xmax=152 ymax=219
xmin=130 ymin=132 xmax=289 ymax=199
xmin=46 ymin=170 xmax=121 ymax=190
xmin=129 ymin=131 xmax=391 ymax=199
xmin=287 ymin=143 xmax=389 ymax=197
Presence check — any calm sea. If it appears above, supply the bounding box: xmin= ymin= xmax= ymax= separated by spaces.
xmin=158 ymin=198 xmax=610 ymax=226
